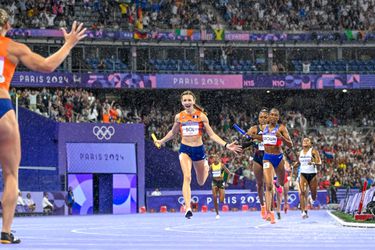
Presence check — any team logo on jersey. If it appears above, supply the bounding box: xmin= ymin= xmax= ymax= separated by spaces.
xmin=181 ymin=116 xmax=185 ymax=119
xmin=193 ymin=115 xmax=198 ymax=119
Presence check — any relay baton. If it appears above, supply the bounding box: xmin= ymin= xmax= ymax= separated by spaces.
xmin=151 ymin=133 xmax=161 ymax=149
xmin=233 ymin=124 xmax=251 ymax=139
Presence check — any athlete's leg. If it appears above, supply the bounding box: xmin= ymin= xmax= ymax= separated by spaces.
xmin=263 ymin=161 xmax=274 ymax=213
xmin=0 ymin=111 xmax=21 ymax=235
xmin=309 ymin=175 xmax=318 ymax=202
xmin=253 ymin=161 xmax=264 ymax=205
xmin=179 ymin=153 xmax=193 ymax=210
xmin=193 ymin=159 xmax=209 ymax=186
xmin=299 ymin=175 xmax=309 ymax=217
xmin=283 ymin=183 xmax=289 ymax=213
xmin=212 ymin=185 xmax=219 ymax=215
xmin=219 ymin=187 xmax=225 ymax=203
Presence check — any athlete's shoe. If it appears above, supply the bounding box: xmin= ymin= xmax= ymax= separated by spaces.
xmin=215 ymin=214 xmax=220 ymax=220
xmin=270 ymin=211 xmax=276 ymax=224
xmin=185 ymin=209 xmax=193 ymax=219
xmin=301 ymin=211 xmax=308 ymax=219
xmin=277 ymin=212 xmax=281 ymax=220
xmin=266 ymin=212 xmax=272 ymax=221
xmin=0 ymin=232 xmax=21 ymax=244
xmin=261 ymin=205 xmax=267 ymax=219
xmin=284 ymin=204 xmax=289 ymax=214
xmin=305 ymin=210 xmax=309 ymax=218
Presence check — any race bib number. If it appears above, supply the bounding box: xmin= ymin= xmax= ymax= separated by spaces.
xmin=212 ymin=170 xmax=221 ymax=178
xmin=182 ymin=123 xmax=199 ymax=136
xmin=263 ymin=134 xmax=277 ymax=145
xmin=0 ymin=57 xmax=5 ymax=83
xmin=258 ymin=142 xmax=265 ymax=151
xmin=263 ymin=162 xmax=270 ymax=169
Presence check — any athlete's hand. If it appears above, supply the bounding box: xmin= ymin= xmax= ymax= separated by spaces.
xmin=61 ymin=21 xmax=87 ymax=47
xmin=226 ymin=141 xmax=242 ymax=154
xmin=154 ymin=140 xmax=163 ymax=149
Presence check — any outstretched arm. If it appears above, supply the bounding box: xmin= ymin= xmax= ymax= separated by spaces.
xmin=10 ymin=21 xmax=87 ymax=73
xmin=154 ymin=114 xmax=180 ymax=146
xmin=202 ymin=114 xmax=242 ymax=153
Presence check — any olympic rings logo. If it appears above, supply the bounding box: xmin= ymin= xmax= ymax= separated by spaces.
xmin=177 ymin=196 xmax=199 ymax=205
xmin=93 ymin=126 xmax=115 ymax=140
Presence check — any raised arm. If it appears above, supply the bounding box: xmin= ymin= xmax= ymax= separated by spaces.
xmin=202 ymin=113 xmax=241 ymax=153
xmin=9 ymin=21 xmax=87 ymax=73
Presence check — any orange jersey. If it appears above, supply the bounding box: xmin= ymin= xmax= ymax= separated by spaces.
xmin=0 ymin=37 xmax=16 ymax=91
xmin=179 ymin=110 xmax=204 ymax=137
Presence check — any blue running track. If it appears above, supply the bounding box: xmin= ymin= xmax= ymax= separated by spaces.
xmin=7 ymin=210 xmax=375 ymax=249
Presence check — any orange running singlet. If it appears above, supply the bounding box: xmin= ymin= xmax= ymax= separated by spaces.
xmin=0 ymin=37 xmax=17 ymax=91
xmin=179 ymin=110 xmax=204 ymax=136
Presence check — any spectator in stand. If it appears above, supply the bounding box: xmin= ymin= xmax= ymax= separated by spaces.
xmin=151 ymin=188 xmax=162 ymax=196
xmin=24 ymin=193 xmax=36 ymax=213
xmin=42 ymin=192 xmax=54 ymax=214
xmin=16 ymin=191 xmax=27 ymax=213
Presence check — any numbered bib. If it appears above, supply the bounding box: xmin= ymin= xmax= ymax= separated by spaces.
xmin=263 ymin=134 xmax=277 ymax=145
xmin=212 ymin=170 xmax=221 ymax=178
xmin=182 ymin=123 xmax=199 ymax=136
xmin=258 ymin=142 xmax=265 ymax=151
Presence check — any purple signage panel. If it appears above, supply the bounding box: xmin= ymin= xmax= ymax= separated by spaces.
xmin=113 ymin=174 xmax=137 ymax=214
xmin=156 ymin=74 xmax=243 ymax=89
xmin=68 ymin=174 xmax=93 ymax=215
xmin=146 ymin=190 xmax=327 ymax=211
xmin=66 ymin=143 xmax=137 ymax=174
xmin=243 ymin=74 xmax=363 ymax=89
xmin=225 ymin=32 xmax=250 ymax=41
xmin=11 ymin=72 xmax=156 ymax=89
xmin=12 ymin=72 xmax=73 ymax=87
xmin=11 ymin=72 xmax=375 ymax=89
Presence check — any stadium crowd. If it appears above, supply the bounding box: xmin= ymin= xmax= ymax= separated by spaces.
xmin=12 ymin=88 xmax=375 ymax=198
xmin=1 ymin=0 xmax=375 ymax=31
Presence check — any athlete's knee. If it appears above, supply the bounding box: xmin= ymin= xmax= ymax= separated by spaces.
xmin=265 ymin=183 xmax=273 ymax=192
xmin=197 ymin=179 xmax=205 ymax=186
xmin=183 ymin=174 xmax=192 ymax=184
xmin=1 ymin=165 xmax=18 ymax=178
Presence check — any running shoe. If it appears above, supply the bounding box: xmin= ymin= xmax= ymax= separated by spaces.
xmin=270 ymin=211 xmax=276 ymax=224
xmin=301 ymin=211 xmax=308 ymax=219
xmin=185 ymin=209 xmax=193 ymax=219
xmin=261 ymin=205 xmax=267 ymax=219
xmin=215 ymin=214 xmax=220 ymax=220
xmin=277 ymin=212 xmax=281 ymax=220
xmin=0 ymin=232 xmax=20 ymax=244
